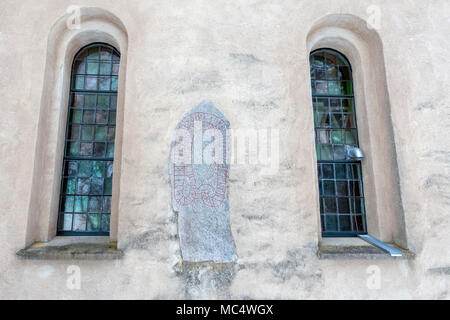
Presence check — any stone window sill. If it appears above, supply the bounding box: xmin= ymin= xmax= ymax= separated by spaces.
xmin=16 ymin=237 xmax=123 ymax=260
xmin=317 ymin=237 xmax=414 ymax=260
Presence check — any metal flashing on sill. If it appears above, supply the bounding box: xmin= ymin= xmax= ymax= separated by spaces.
xmin=357 ymin=234 xmax=403 ymax=257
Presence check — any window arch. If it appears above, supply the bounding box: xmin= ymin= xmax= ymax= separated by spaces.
xmin=310 ymin=48 xmax=367 ymax=236
xmin=57 ymin=43 xmax=120 ymax=235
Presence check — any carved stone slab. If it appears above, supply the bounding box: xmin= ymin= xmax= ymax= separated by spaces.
xmin=170 ymin=100 xmax=237 ymax=262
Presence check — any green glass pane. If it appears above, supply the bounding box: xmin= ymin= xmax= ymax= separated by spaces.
xmin=85 ymin=94 xmax=97 ymax=107
xmin=81 ymin=126 xmax=94 ymax=140
xmin=87 ymin=47 xmax=99 ymax=58
xmin=78 ymin=161 xmax=92 ymax=177
xmin=320 ymin=145 xmax=333 ymax=160
xmin=328 ymin=81 xmax=340 ymax=95
xmin=109 ymin=111 xmax=116 ymax=124
xmin=88 ymin=196 xmax=102 ymax=212
xmin=335 ymin=164 xmax=346 ymax=179
xmin=92 ymin=161 xmax=105 ymax=178
xmin=323 ymin=180 xmax=335 ymax=196
xmin=100 ymin=62 xmax=111 ymax=75
xmin=104 ymin=178 xmax=112 ymax=195
xmin=325 ymin=215 xmax=337 ymax=231
xmin=345 ymin=129 xmax=357 ymax=145
xmin=67 ymin=142 xmax=79 ymax=156
xmin=74 ymin=196 xmax=88 ymax=213
xmin=95 ymin=126 xmax=107 ymax=141
xmin=75 ymin=76 xmax=84 ymax=89
xmin=97 ymin=95 xmax=110 ymax=108
xmin=310 ymin=67 xmax=315 ymax=79
xmin=331 ymin=130 xmax=344 ymax=144
xmin=318 ymin=180 xmax=323 ymax=196
xmin=87 ymin=214 xmax=101 ymax=231
xmin=64 ymin=178 xmax=76 ymax=194
xmin=101 ymin=215 xmax=110 ymax=232
xmin=314 ymin=98 xmax=328 ymax=112
xmin=70 ymin=110 xmax=82 ymax=124
xmin=87 ymin=62 xmax=99 ymax=75
xmin=106 ymin=143 xmax=115 ymax=158
xmin=111 ymin=77 xmax=118 ymax=91
xmin=62 ymin=196 xmax=74 ymax=212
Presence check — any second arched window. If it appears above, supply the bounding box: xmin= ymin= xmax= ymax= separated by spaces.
xmin=310 ymin=49 xmax=367 ymax=237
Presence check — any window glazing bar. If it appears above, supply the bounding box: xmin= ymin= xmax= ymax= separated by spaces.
xmin=357 ymin=234 xmax=403 ymax=257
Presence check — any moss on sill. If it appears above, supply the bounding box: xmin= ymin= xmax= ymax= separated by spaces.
xmin=17 ymin=241 xmax=123 ymax=260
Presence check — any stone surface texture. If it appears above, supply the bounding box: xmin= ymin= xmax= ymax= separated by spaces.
xmin=170 ymin=100 xmax=237 ymax=262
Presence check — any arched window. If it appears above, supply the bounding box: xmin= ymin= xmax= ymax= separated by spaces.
xmin=310 ymin=49 xmax=367 ymax=237
xmin=57 ymin=43 xmax=120 ymax=235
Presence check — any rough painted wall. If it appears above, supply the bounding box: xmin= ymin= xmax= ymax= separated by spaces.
xmin=0 ymin=0 xmax=449 ymax=299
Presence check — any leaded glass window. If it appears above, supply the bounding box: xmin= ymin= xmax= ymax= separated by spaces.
xmin=310 ymin=49 xmax=367 ymax=236
xmin=57 ymin=43 xmax=120 ymax=235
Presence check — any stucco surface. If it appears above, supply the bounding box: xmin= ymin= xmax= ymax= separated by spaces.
xmin=0 ymin=0 xmax=449 ymax=299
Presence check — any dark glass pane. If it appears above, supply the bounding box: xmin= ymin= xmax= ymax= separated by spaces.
xmin=335 ymin=164 xmax=346 ymax=179
xmin=323 ymin=198 xmax=337 ymax=213
xmin=339 ymin=215 xmax=351 ymax=231
xmin=93 ymin=142 xmax=106 ymax=157
xmin=336 ymin=181 xmax=348 ymax=196
xmin=337 ymin=198 xmax=350 ymax=213
xmin=91 ymin=178 xmax=104 ymax=195
xmin=322 ymin=164 xmax=334 ymax=179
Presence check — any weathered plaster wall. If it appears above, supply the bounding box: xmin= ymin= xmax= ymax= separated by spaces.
xmin=0 ymin=0 xmax=449 ymax=299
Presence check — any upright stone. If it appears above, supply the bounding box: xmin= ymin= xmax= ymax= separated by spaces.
xmin=170 ymin=100 xmax=237 ymax=262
